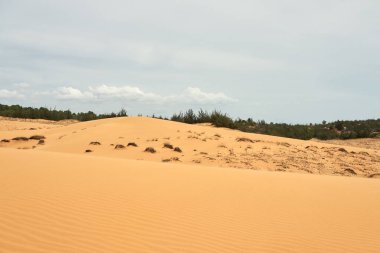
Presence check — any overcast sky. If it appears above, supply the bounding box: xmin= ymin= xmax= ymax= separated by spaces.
xmin=0 ymin=0 xmax=379 ymax=123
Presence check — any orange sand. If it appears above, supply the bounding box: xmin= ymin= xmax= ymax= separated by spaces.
xmin=1 ymin=117 xmax=380 ymax=252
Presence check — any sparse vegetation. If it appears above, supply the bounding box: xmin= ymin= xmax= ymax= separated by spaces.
xmin=338 ymin=148 xmax=348 ymax=153
xmin=127 ymin=142 xmax=138 ymax=147
xmin=174 ymin=147 xmax=182 ymax=153
xmin=38 ymin=139 xmax=45 ymax=145
xmin=236 ymin=137 xmax=255 ymax=143
xmin=114 ymin=144 xmax=126 ymax=149
xmin=1 ymin=139 xmax=10 ymax=143
xmin=29 ymin=135 xmax=45 ymax=140
xmin=163 ymin=143 xmax=174 ymax=149
xmin=2 ymin=103 xmax=380 ymax=141
xmin=89 ymin=141 xmax=101 ymax=145
xmin=144 ymin=147 xmax=156 ymax=153
xmin=85 ymin=149 xmax=93 ymax=153
xmin=344 ymin=168 xmax=356 ymax=175
xmin=161 ymin=157 xmax=180 ymax=162
xmin=12 ymin=137 xmax=29 ymax=141
xmin=171 ymin=109 xmax=380 ymax=141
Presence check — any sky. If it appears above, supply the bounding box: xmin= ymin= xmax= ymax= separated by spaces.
xmin=0 ymin=0 xmax=379 ymax=123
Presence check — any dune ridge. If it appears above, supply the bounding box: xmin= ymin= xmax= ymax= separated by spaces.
xmin=1 ymin=116 xmax=379 ymax=177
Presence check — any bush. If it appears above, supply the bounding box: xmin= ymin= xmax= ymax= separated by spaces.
xmin=29 ymin=135 xmax=45 ymax=140
xmin=144 ymin=147 xmax=156 ymax=153
xmin=114 ymin=144 xmax=125 ymax=149
xmin=163 ymin=143 xmax=174 ymax=149
xmin=12 ymin=137 xmax=29 ymax=141
xmin=174 ymin=147 xmax=182 ymax=153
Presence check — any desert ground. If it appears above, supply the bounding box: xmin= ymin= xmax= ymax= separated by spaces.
xmin=1 ymin=116 xmax=380 ymax=252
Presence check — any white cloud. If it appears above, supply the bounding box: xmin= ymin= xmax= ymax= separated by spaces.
xmin=89 ymin=85 xmax=163 ymax=102
xmin=53 ymin=85 xmax=235 ymax=104
xmin=0 ymin=89 xmax=24 ymax=98
xmin=181 ymin=87 xmax=236 ymax=104
xmin=55 ymin=87 xmax=94 ymax=100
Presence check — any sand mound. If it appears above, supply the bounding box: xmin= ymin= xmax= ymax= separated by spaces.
xmin=1 ymin=116 xmax=379 ymax=177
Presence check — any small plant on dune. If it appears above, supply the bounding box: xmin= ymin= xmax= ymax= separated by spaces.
xmin=236 ymin=137 xmax=255 ymax=143
xmin=12 ymin=136 xmax=29 ymax=141
xmin=38 ymin=139 xmax=45 ymax=145
xmin=214 ymin=134 xmax=221 ymax=138
xmin=145 ymin=147 xmax=156 ymax=153
xmin=278 ymin=142 xmax=291 ymax=147
xmin=89 ymin=141 xmax=101 ymax=145
xmin=338 ymin=147 xmax=348 ymax=153
xmin=344 ymin=168 xmax=356 ymax=175
xmin=174 ymin=147 xmax=182 ymax=153
xmin=114 ymin=144 xmax=126 ymax=149
xmin=85 ymin=149 xmax=93 ymax=153
xmin=163 ymin=143 xmax=174 ymax=149
xmin=368 ymin=173 xmax=380 ymax=178
xmin=127 ymin=142 xmax=138 ymax=147
xmin=1 ymin=139 xmax=10 ymax=143
xmin=29 ymin=135 xmax=45 ymax=140
xmin=162 ymin=157 xmax=180 ymax=163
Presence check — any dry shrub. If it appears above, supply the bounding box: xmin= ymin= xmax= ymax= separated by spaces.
xmin=161 ymin=157 xmax=180 ymax=163
xmin=145 ymin=147 xmax=156 ymax=153
xmin=89 ymin=141 xmax=101 ymax=145
xmin=115 ymin=144 xmax=126 ymax=149
xmin=174 ymin=147 xmax=182 ymax=153
xmin=12 ymin=137 xmax=29 ymax=141
xmin=236 ymin=137 xmax=255 ymax=143
xmin=163 ymin=143 xmax=174 ymax=149
xmin=338 ymin=148 xmax=348 ymax=153
xmin=344 ymin=168 xmax=356 ymax=175
xmin=127 ymin=142 xmax=138 ymax=147
xmin=29 ymin=135 xmax=45 ymax=140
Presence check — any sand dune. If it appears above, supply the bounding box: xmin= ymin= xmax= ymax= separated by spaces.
xmin=1 ymin=148 xmax=380 ymax=253
xmin=1 ymin=116 xmax=380 ymax=252
xmin=1 ymin=116 xmax=379 ymax=177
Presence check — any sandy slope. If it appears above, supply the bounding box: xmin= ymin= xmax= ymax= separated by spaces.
xmin=1 ymin=148 xmax=380 ymax=253
xmin=317 ymin=138 xmax=380 ymax=151
xmin=1 ymin=116 xmax=379 ymax=177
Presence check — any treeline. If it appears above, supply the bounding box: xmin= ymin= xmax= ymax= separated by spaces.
xmin=1 ymin=104 xmax=379 ymax=140
xmin=0 ymin=104 xmax=127 ymax=121
xmin=171 ymin=109 xmax=380 ymax=140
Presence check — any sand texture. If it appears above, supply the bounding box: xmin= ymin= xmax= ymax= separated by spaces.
xmin=1 ymin=116 xmax=379 ymax=177
xmin=1 ymin=117 xmax=380 ymax=252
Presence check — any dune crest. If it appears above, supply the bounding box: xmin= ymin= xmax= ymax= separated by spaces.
xmin=1 ymin=116 xmax=379 ymax=177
